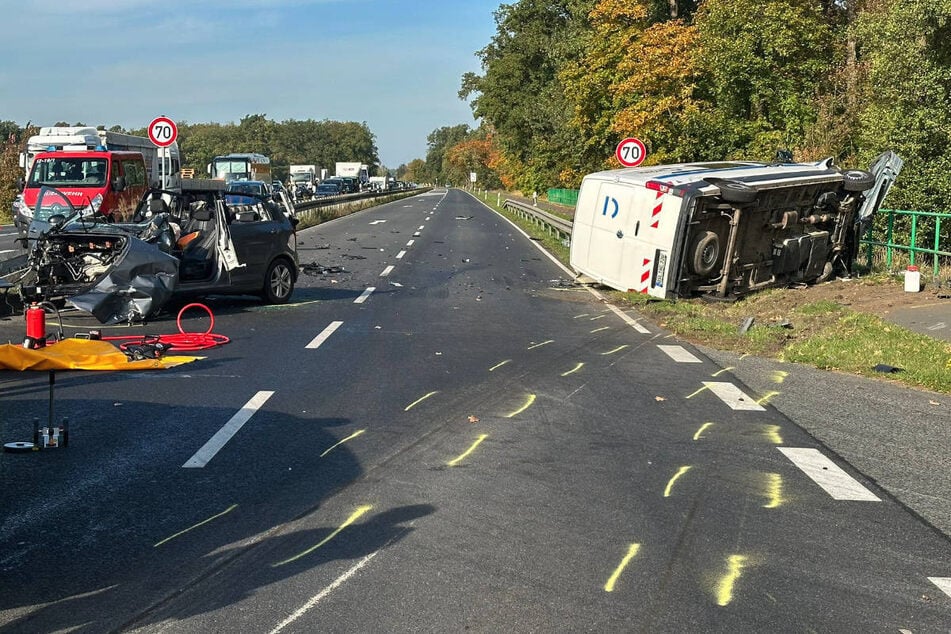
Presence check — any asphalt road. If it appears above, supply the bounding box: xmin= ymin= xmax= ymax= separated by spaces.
xmin=0 ymin=189 xmax=949 ymax=632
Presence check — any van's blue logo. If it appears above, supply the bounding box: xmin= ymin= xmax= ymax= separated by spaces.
xmin=602 ymin=196 xmax=619 ymax=218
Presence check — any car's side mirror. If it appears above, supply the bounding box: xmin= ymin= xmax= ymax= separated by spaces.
xmin=113 ymin=176 xmax=126 ymax=192
xmin=290 ymin=216 xmax=300 ymax=228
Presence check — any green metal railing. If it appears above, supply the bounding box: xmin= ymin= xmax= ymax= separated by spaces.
xmin=862 ymin=209 xmax=951 ymax=277
xmin=547 ymin=188 xmax=579 ymax=206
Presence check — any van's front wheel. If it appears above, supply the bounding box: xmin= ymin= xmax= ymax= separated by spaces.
xmin=690 ymin=231 xmax=721 ymax=277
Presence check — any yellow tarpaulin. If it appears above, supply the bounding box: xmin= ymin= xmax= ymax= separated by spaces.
xmin=0 ymin=339 xmax=200 ymax=371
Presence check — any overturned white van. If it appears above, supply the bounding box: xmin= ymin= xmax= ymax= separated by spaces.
xmin=569 ymin=153 xmax=902 ymax=299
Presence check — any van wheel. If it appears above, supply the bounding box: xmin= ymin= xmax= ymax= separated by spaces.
xmin=716 ymin=180 xmax=757 ymax=204
xmin=690 ymin=231 xmax=721 ymax=276
xmin=842 ymin=169 xmax=875 ymax=192
xmin=262 ymin=259 xmax=294 ymax=304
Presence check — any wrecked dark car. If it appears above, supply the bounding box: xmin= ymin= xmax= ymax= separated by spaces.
xmin=16 ymin=181 xmax=299 ymax=323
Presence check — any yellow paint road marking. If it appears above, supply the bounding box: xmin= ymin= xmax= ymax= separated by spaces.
xmin=448 ymin=434 xmax=489 ymax=466
xmin=489 ymin=359 xmax=512 ymax=372
xmin=664 ymin=466 xmax=693 ymax=497
xmin=154 ymin=504 xmax=238 ymax=548
xmin=604 ymin=543 xmax=641 ymax=592
xmin=716 ymin=555 xmax=749 ymax=606
xmin=693 ymin=422 xmax=714 ymax=440
xmin=561 ymin=362 xmax=585 ymax=377
xmin=685 ymin=385 xmax=711 ymax=399
xmin=772 ymin=370 xmax=789 ymax=384
xmin=273 ymin=505 xmax=373 ymax=567
xmin=506 ymin=394 xmax=536 ymax=418
xmin=756 ymin=391 xmax=780 ymax=406
xmin=711 ymin=367 xmax=734 ymax=377
xmin=404 ymin=391 xmax=439 ymax=411
xmin=601 ymin=345 xmax=629 ymax=356
xmin=764 ymin=425 xmax=783 ymax=445
xmin=320 ymin=430 xmax=366 ymax=458
xmin=763 ymin=473 xmax=784 ymax=509
xmin=527 ymin=340 xmax=554 ymax=350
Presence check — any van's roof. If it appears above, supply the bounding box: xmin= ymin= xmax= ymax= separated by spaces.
xmin=583 ymin=160 xmax=842 ymax=191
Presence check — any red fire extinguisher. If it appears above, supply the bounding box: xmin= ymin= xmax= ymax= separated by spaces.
xmin=24 ymin=303 xmax=47 ymax=349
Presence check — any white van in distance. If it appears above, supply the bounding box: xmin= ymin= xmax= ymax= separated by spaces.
xmin=569 ymin=153 xmax=902 ymax=299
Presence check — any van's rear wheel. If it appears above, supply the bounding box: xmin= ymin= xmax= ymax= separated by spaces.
xmin=690 ymin=231 xmax=721 ymax=276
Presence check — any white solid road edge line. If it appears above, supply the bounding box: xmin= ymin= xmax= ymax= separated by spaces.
xmin=354 ymin=287 xmax=376 ymax=304
xmin=470 ymin=192 xmax=651 ymax=335
xmin=702 ymin=381 xmax=765 ymax=411
xmin=183 ymin=391 xmax=275 ymax=468
xmin=778 ymin=447 xmax=881 ymax=501
xmin=928 ymin=577 xmax=951 ymax=598
xmin=269 ymin=551 xmax=379 ymax=634
xmin=306 ymin=321 xmax=343 ymax=350
xmin=658 ymin=345 xmax=702 ymax=363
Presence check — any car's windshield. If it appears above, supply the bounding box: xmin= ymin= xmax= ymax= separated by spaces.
xmin=228 ymin=183 xmax=264 ymax=195
xmin=28 ymin=157 xmax=108 ymax=188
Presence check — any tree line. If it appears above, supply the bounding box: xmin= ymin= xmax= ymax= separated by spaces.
xmin=419 ymin=0 xmax=951 ymax=216
xmin=0 ymin=115 xmax=382 ymax=218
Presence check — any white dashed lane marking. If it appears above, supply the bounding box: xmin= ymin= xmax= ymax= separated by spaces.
xmin=354 ymin=287 xmax=375 ymax=304
xmin=396 ymin=251 xmax=406 ymax=260
xmin=380 ymin=265 xmax=394 ymax=277
xmin=658 ymin=345 xmax=702 ymax=363
xmin=702 ymin=381 xmax=765 ymax=411
xmin=306 ymin=321 xmax=343 ymax=350
xmin=183 ymin=391 xmax=275 ymax=468
xmin=928 ymin=577 xmax=951 ymax=598
xmin=778 ymin=448 xmax=881 ymax=501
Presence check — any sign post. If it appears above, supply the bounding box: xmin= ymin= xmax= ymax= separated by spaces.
xmin=148 ymin=116 xmax=178 ymax=188
xmin=615 ymin=137 xmax=647 ymax=168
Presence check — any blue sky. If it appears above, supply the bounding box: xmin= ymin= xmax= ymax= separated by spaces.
xmin=0 ymin=0 xmax=501 ymax=168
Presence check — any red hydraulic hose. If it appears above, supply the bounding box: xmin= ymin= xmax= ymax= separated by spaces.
xmin=103 ymin=303 xmax=230 ymax=352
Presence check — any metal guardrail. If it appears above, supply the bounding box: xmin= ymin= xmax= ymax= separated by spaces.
xmin=501 ymin=199 xmax=573 ymax=241
xmin=862 ymin=208 xmax=951 ymax=278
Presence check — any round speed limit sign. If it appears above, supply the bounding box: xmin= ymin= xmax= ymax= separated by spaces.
xmin=615 ymin=137 xmax=647 ymax=168
xmin=148 ymin=116 xmax=178 ymax=147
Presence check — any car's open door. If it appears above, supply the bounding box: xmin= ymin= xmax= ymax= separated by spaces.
xmin=858 ymin=151 xmax=904 ymax=220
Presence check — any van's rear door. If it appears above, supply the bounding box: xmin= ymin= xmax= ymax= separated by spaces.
xmin=570 ymin=177 xmax=680 ymax=297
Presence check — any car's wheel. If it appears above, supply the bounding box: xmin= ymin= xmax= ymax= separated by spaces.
xmin=690 ymin=231 xmax=722 ymax=276
xmin=841 ymin=169 xmax=875 ymax=192
xmin=262 ymin=258 xmax=294 ymax=304
xmin=715 ymin=179 xmax=758 ymax=204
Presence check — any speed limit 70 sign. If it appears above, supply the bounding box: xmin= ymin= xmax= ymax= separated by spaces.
xmin=616 ymin=137 xmax=646 ymax=168
xmin=148 ymin=116 xmax=178 ymax=147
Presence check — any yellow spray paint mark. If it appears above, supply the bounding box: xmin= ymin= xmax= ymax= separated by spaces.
xmin=604 ymin=543 xmax=641 ymax=592
xmin=763 ymin=425 xmax=783 ymax=445
xmin=590 ymin=326 xmax=610 ymax=333
xmin=711 ymin=367 xmax=734 ymax=377
xmin=561 ymin=362 xmax=585 ymax=377
xmin=715 ymin=555 xmax=749 ymax=606
xmin=489 ymin=359 xmax=512 ymax=372
xmin=601 ymin=344 xmax=629 ymax=356
xmin=154 ymin=504 xmax=238 ymax=548
xmin=506 ymin=394 xmax=536 ymax=418
xmin=739 ymin=353 xmax=751 ymax=360
xmin=686 ymin=385 xmax=711 ymax=399
xmin=664 ymin=466 xmax=693 ymax=497
xmin=404 ymin=391 xmax=439 ymax=411
xmin=320 ymin=429 xmax=366 ymax=458
xmin=772 ymin=370 xmax=789 ymax=384
xmin=693 ymin=422 xmax=714 ymax=440
xmin=763 ymin=473 xmax=784 ymax=509
xmin=447 ymin=434 xmax=489 ymax=466
xmin=273 ymin=505 xmax=373 ymax=567
xmin=527 ymin=340 xmax=554 ymax=350
xmin=756 ymin=391 xmax=780 ymax=406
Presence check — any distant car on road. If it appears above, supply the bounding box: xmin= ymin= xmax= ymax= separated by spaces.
xmin=225 ymin=180 xmax=270 ymax=205
xmin=315 ymin=182 xmax=342 ymax=197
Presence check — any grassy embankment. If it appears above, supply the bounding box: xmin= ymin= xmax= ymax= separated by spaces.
xmin=478 ymin=190 xmax=951 ymax=394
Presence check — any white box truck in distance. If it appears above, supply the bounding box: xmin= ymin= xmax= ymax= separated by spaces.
xmin=289 ymin=165 xmax=316 ymax=190
xmin=569 ymin=153 xmax=902 ymax=300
